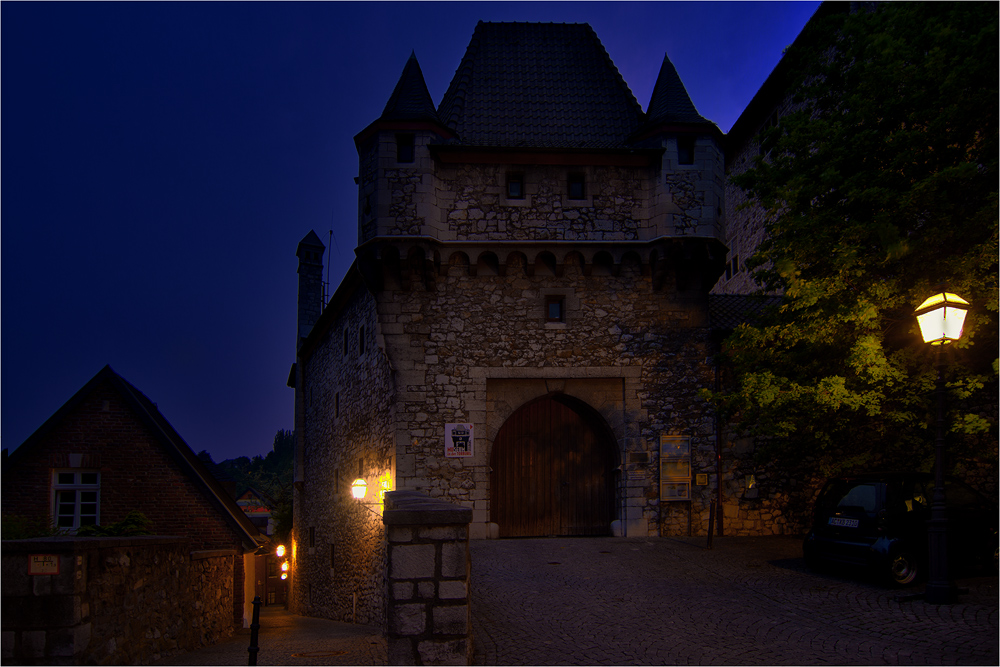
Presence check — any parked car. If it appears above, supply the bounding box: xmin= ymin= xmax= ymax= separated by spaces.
xmin=803 ymin=472 xmax=998 ymax=586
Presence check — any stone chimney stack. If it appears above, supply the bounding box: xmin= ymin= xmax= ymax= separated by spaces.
xmin=295 ymin=230 xmax=326 ymax=349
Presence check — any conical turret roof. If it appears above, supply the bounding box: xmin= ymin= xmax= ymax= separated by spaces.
xmin=380 ymin=52 xmax=441 ymax=123
xmin=645 ymin=53 xmax=710 ymax=125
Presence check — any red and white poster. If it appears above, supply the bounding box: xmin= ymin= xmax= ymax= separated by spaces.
xmin=445 ymin=423 xmax=474 ymax=458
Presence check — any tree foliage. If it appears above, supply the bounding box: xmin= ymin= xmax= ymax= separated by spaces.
xmin=216 ymin=429 xmax=295 ymax=540
xmin=713 ymin=3 xmax=998 ymax=474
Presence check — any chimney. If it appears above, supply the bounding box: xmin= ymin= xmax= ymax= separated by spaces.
xmin=296 ymin=230 xmax=326 ymax=349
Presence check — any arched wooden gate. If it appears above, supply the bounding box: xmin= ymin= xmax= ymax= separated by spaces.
xmin=490 ymin=394 xmax=618 ymax=537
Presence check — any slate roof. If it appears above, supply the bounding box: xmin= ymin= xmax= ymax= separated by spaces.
xmin=436 ymin=22 xmax=645 ymax=149
xmin=644 ymin=53 xmax=711 ymax=126
xmin=380 ymin=52 xmax=442 ymax=123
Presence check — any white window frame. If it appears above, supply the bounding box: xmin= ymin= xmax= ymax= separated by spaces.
xmin=52 ymin=470 xmax=101 ymax=532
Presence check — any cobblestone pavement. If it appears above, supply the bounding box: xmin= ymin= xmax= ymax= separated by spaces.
xmin=153 ymin=606 xmax=386 ymax=666
xmin=470 ymin=536 xmax=999 ymax=666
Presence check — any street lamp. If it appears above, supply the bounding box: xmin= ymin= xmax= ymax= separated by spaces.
xmin=915 ymin=290 xmax=969 ymax=604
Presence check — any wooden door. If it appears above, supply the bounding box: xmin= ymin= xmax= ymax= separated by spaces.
xmin=490 ymin=395 xmax=616 ymax=537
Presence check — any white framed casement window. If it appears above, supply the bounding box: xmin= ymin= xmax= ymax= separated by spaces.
xmin=52 ymin=470 xmax=100 ymax=531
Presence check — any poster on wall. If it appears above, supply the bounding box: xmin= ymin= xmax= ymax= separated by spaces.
xmin=445 ymin=423 xmax=474 ymax=458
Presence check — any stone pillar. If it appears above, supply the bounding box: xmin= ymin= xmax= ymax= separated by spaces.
xmin=383 ymin=491 xmax=473 ymax=666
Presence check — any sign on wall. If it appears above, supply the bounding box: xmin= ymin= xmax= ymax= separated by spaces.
xmin=29 ymin=554 xmax=59 ymax=575
xmin=445 ymin=423 xmax=474 ymax=458
xmin=659 ymin=435 xmax=691 ymax=501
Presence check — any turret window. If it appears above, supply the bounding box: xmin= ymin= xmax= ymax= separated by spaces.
xmin=677 ymin=136 xmax=695 ymax=165
xmin=396 ymin=134 xmax=415 ymax=163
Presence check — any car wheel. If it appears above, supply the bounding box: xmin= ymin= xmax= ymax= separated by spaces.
xmin=889 ymin=552 xmax=920 ymax=586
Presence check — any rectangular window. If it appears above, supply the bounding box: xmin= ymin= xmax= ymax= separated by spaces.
xmin=343 ymin=329 xmax=349 ymax=356
xmin=309 ymin=526 xmax=316 ymax=547
xmin=506 ymin=172 xmax=524 ymax=199
xmin=677 ymin=136 xmax=695 ymax=165
xmin=396 ymin=134 xmax=415 ymax=163
xmin=267 ymin=559 xmax=278 ymax=577
xmin=567 ymin=173 xmax=586 ymax=200
xmin=359 ymin=325 xmax=366 ymax=356
xmin=731 ymin=255 xmax=739 ymax=276
xmin=53 ymin=470 xmax=100 ymax=531
xmin=335 ymin=392 xmax=340 ymax=418
xmin=267 ymin=591 xmax=276 ymax=605
xmin=545 ymin=296 xmax=565 ymax=323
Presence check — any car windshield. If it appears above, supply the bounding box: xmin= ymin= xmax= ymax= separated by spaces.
xmin=818 ymin=481 xmax=879 ymax=513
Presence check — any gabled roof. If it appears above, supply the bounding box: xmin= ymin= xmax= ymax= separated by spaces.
xmin=436 ymin=21 xmax=644 ymax=149
xmin=6 ymin=365 xmax=265 ymax=551
xmin=381 ymin=52 xmax=441 ymax=123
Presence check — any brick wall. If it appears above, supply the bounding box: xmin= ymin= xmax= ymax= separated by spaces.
xmin=1 ymin=537 xmax=237 ymax=665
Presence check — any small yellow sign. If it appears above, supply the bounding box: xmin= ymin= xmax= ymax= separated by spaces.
xmin=29 ymin=554 xmax=59 ymax=575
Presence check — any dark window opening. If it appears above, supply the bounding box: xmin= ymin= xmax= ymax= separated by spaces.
xmin=309 ymin=526 xmax=316 ymax=547
xmin=330 ymin=543 xmax=336 ymax=569
xmin=507 ymin=173 xmax=524 ymax=199
xmin=343 ymin=329 xmax=349 ymax=356
xmin=359 ymin=325 xmax=366 ymax=355
xmin=731 ymin=255 xmax=740 ymax=276
xmin=677 ymin=136 xmax=695 ymax=165
xmin=546 ymin=296 xmax=565 ymax=323
xmin=335 ymin=392 xmax=340 ymax=418
xmin=396 ymin=134 xmax=415 ymax=163
xmin=568 ymin=173 xmax=586 ymax=200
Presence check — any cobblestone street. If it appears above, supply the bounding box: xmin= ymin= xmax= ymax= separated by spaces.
xmin=471 ymin=536 xmax=999 ymax=665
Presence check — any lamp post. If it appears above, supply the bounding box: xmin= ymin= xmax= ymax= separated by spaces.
xmin=914 ymin=291 xmax=970 ymax=604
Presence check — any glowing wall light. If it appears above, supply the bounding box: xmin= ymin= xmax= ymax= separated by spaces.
xmin=915 ymin=292 xmax=970 ymax=346
xmin=351 ymin=478 xmax=368 ymax=499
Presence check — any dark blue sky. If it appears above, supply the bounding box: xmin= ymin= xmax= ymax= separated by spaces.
xmin=1 ymin=1 xmax=820 ymax=462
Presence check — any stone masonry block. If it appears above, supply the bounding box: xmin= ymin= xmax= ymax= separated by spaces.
xmin=388 ymin=638 xmax=416 ymax=666
xmin=440 ymin=543 xmax=467 ymax=578
xmin=393 ymin=582 xmax=414 ymax=600
xmin=417 ymin=581 xmax=435 ymax=598
xmin=391 ymin=544 xmax=436 ymax=580
xmin=417 ymin=526 xmax=462 ymax=541
xmin=391 ymin=603 xmax=426 ymax=635
xmin=432 ymin=605 xmax=469 ymax=635
xmin=438 ymin=580 xmax=467 ymax=600
xmin=388 ymin=526 xmax=413 ymax=543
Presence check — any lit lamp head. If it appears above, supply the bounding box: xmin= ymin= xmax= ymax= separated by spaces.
xmin=351 ymin=478 xmax=368 ymax=499
xmin=275 ymin=544 xmax=286 ymax=558
xmin=915 ymin=292 xmax=970 ymax=345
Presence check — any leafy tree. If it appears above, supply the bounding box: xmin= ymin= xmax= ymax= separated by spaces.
xmin=76 ymin=510 xmax=154 ymax=537
xmin=712 ymin=3 xmax=998 ymax=475
xmin=217 ymin=430 xmax=295 ymax=541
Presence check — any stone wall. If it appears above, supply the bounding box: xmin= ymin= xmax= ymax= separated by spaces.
xmin=371 ymin=244 xmax=724 ymax=539
xmin=1 ymin=536 xmax=238 ymax=665
xmin=292 ymin=281 xmax=393 ymax=627
xmin=383 ymin=491 xmax=472 ymax=666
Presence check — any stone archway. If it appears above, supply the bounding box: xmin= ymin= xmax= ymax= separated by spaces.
xmin=490 ymin=394 xmax=618 ymax=537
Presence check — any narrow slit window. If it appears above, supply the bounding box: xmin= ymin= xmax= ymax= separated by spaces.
xmin=359 ymin=325 xmax=366 ymax=356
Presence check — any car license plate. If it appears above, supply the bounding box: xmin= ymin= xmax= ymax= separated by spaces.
xmin=828 ymin=517 xmax=859 ymax=528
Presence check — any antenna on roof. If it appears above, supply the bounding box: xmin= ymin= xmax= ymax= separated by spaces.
xmin=325 ymin=229 xmax=334 ymax=305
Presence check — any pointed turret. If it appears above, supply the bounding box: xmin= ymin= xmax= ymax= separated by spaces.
xmin=380 ymin=52 xmax=441 ymax=123
xmin=645 ymin=53 xmax=710 ymax=126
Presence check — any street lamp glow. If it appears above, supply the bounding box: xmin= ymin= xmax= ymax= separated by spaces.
xmin=275 ymin=544 xmax=286 ymax=558
xmin=351 ymin=478 xmax=368 ymax=499
xmin=915 ymin=292 xmax=969 ymax=345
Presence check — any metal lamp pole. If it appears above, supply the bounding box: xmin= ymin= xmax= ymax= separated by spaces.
xmin=924 ymin=345 xmax=954 ymax=604
xmin=914 ymin=290 xmax=970 ymax=604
